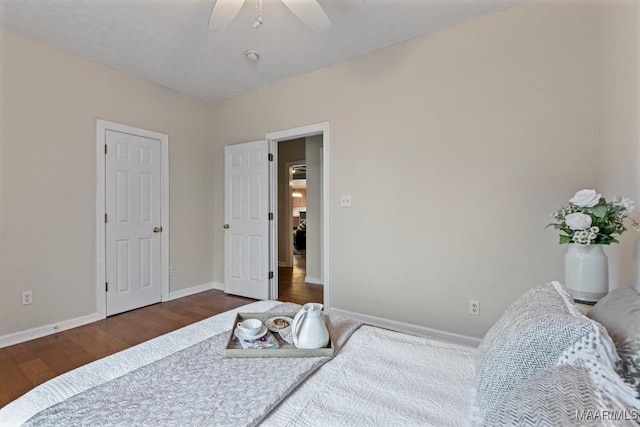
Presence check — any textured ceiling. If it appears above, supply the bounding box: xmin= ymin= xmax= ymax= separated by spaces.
xmin=0 ymin=0 xmax=520 ymax=104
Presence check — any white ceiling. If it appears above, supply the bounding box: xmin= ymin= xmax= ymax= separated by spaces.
xmin=0 ymin=0 xmax=520 ymax=104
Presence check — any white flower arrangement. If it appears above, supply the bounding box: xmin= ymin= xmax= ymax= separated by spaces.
xmin=547 ymin=189 xmax=639 ymax=245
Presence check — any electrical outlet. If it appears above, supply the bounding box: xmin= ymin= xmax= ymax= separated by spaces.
xmin=22 ymin=291 xmax=32 ymax=306
xmin=340 ymin=195 xmax=352 ymax=208
xmin=169 ymin=266 xmax=174 ymax=276
xmin=469 ymin=300 xmax=480 ymax=315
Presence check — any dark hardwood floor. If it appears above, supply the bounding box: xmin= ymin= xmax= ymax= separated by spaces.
xmin=0 ymin=290 xmax=255 ymax=409
xmin=278 ymin=253 xmax=324 ymax=305
xmin=0 ymin=265 xmax=324 ymax=409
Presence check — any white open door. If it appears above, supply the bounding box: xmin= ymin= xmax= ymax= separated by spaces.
xmin=224 ymin=140 xmax=271 ymax=300
xmin=105 ymin=130 xmax=162 ymax=315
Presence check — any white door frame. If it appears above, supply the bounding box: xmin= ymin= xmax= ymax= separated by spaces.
xmin=95 ymin=119 xmax=170 ymax=319
xmin=266 ymin=121 xmax=330 ymax=309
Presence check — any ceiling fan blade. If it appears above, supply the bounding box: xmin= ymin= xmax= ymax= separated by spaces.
xmin=208 ymin=0 xmax=244 ymax=30
xmin=281 ymin=0 xmax=332 ymax=33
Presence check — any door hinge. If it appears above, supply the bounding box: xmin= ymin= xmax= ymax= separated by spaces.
xmin=268 ymin=212 xmax=273 ymax=220
xmin=105 ymin=213 xmax=108 ymax=223
xmin=105 ymin=282 xmax=109 ymax=292
xmin=269 ymin=271 xmax=274 ymax=279
xmin=105 ymin=144 xmax=108 ymax=154
xmin=268 ymin=153 xmax=274 ymax=161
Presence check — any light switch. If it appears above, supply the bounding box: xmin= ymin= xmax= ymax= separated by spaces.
xmin=340 ymin=195 xmax=352 ymax=208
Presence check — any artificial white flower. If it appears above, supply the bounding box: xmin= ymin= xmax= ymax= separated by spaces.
xmin=570 ymin=189 xmax=601 ymax=208
xmin=573 ymin=230 xmax=590 ymax=244
xmin=565 ymin=212 xmax=592 ymax=230
xmin=579 ymin=230 xmax=593 ymax=244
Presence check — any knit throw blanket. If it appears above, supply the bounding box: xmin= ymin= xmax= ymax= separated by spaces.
xmin=23 ymin=303 xmax=362 ymax=427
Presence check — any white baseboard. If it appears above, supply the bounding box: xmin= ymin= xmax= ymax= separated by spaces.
xmin=0 ymin=282 xmax=228 ymax=349
xmin=167 ymin=282 xmax=224 ymax=301
xmin=0 ymin=312 xmax=102 ymax=349
xmin=278 ymin=261 xmax=289 ymax=267
xmin=304 ymin=276 xmax=323 ymax=285
xmin=328 ymin=307 xmax=481 ymax=347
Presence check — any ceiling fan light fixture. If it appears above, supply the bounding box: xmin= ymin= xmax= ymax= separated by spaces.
xmin=244 ymin=50 xmax=260 ymax=62
xmin=209 ymin=0 xmax=331 ymax=33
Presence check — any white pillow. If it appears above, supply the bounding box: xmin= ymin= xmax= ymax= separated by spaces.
xmin=474 ymin=282 xmax=618 ymax=423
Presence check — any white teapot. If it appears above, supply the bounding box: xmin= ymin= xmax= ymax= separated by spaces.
xmin=291 ymin=303 xmax=329 ymax=349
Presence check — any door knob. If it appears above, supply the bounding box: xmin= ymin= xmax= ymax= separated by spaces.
xmin=153 ymin=226 xmax=162 ymax=233
xmin=223 ymin=224 xmax=230 ymax=229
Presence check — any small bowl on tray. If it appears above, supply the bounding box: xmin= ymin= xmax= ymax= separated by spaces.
xmin=265 ymin=316 xmax=293 ymax=333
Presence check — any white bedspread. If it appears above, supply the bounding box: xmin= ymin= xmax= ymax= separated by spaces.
xmin=0 ymin=301 xmax=476 ymax=427
xmin=263 ymin=325 xmax=476 ymax=427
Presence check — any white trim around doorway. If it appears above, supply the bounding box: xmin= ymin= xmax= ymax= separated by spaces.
xmin=95 ymin=120 xmax=170 ymax=319
xmin=266 ymin=122 xmax=330 ymax=310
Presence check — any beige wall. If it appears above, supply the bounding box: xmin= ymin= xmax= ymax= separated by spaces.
xmin=595 ymin=0 xmax=640 ymax=289
xmin=210 ymin=1 xmax=601 ymax=337
xmin=2 ymin=0 xmax=637 ymax=341
xmin=0 ymin=29 xmax=214 ymax=335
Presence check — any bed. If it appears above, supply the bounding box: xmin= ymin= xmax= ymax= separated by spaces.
xmin=3 ymin=282 xmax=639 ymax=426
xmin=0 ymin=300 xmax=476 ymax=427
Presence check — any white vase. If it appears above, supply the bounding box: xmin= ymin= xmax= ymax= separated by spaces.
xmin=564 ymin=244 xmax=609 ymax=304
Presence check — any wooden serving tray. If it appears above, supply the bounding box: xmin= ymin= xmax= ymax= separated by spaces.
xmin=224 ymin=312 xmax=334 ymax=358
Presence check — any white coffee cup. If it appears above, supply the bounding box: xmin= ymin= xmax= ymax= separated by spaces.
xmin=237 ymin=318 xmax=262 ymax=336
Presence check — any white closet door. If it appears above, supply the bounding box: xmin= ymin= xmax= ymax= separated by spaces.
xmin=105 ymin=130 xmax=162 ymax=315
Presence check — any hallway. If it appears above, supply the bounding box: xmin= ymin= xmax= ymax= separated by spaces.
xmin=278 ymin=254 xmax=323 ymax=305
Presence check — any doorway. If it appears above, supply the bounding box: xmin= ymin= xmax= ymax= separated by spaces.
xmin=276 ymin=157 xmax=322 ymax=305
xmin=267 ymin=122 xmax=330 ymax=309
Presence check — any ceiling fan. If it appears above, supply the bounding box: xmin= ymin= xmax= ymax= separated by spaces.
xmin=208 ymin=0 xmax=332 ymax=33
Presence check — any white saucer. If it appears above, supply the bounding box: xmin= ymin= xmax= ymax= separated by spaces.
xmin=234 ymin=325 xmax=268 ymax=341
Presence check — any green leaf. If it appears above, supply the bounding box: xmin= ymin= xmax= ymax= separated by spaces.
xmin=559 ymin=235 xmax=572 ymax=244
xmin=592 ymin=205 xmax=607 ymax=218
